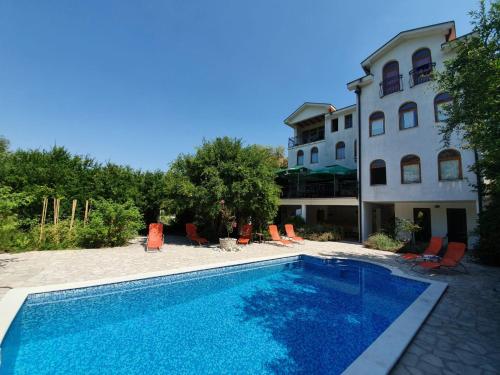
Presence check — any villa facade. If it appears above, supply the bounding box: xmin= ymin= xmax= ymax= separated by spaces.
xmin=279 ymin=21 xmax=480 ymax=247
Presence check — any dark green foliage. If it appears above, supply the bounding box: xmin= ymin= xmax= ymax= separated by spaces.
xmin=284 ymin=215 xmax=306 ymax=229
xmin=364 ymin=233 xmax=404 ymax=252
xmin=163 ymin=137 xmax=281 ymax=240
xmin=434 ymin=1 xmax=500 ymax=264
xmin=78 ymin=200 xmax=143 ymax=248
xmin=301 ymin=224 xmax=344 ymax=242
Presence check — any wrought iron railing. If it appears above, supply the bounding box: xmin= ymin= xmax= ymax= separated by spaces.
xmin=379 ymin=75 xmax=403 ymax=97
xmin=288 ymin=134 xmax=325 ymax=148
xmin=409 ymin=62 xmax=436 ymax=87
xmin=280 ymin=181 xmax=358 ymax=199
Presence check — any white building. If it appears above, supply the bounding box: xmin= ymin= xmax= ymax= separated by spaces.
xmin=280 ymin=21 xmax=480 ymax=247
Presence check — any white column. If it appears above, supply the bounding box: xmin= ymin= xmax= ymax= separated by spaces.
xmin=300 ymin=204 xmax=307 ymax=222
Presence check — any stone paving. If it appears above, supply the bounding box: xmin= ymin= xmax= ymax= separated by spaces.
xmin=0 ymin=237 xmax=499 ymax=374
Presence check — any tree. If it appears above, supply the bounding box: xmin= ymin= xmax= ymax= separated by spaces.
xmin=163 ymin=137 xmax=281 ymax=240
xmin=434 ymin=0 xmax=500 ymax=264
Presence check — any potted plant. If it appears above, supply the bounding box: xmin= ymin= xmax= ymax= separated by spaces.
xmin=219 ymin=200 xmax=238 ymax=251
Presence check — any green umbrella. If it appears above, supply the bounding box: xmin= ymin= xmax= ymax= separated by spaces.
xmin=309 ymin=165 xmax=356 ymax=177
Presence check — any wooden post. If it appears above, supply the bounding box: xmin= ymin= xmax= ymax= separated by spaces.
xmin=39 ymin=197 xmax=48 ymax=242
xmin=70 ymin=199 xmax=77 ymax=230
xmin=84 ymin=200 xmax=89 ymax=226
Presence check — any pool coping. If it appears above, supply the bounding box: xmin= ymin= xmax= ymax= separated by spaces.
xmin=0 ymin=253 xmax=447 ymax=374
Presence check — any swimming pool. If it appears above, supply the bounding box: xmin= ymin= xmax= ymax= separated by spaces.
xmin=0 ymin=255 xmax=446 ymax=374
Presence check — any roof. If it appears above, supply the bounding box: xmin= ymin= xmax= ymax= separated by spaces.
xmin=360 ymin=21 xmax=456 ymax=73
xmin=284 ymin=102 xmax=335 ymax=126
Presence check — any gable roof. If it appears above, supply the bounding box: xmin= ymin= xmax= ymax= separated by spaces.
xmin=360 ymin=21 xmax=456 ymax=73
xmin=284 ymin=102 xmax=335 ymax=126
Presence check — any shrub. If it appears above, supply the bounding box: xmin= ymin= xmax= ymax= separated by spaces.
xmin=78 ymin=200 xmax=143 ymax=248
xmin=301 ymin=224 xmax=344 ymax=242
xmin=284 ymin=215 xmax=305 ymax=229
xmin=364 ymin=233 xmax=404 ymax=252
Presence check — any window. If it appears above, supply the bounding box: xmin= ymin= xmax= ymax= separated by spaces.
xmin=344 ymin=114 xmax=353 ymax=129
xmin=336 ymin=142 xmax=345 ymax=160
xmin=369 ymin=111 xmax=385 ymax=136
xmin=382 ymin=61 xmax=401 ymax=96
xmin=310 ymin=147 xmax=319 ymax=164
xmin=354 ymin=140 xmax=357 ymax=163
xmin=401 ymin=155 xmax=421 ymax=183
xmin=331 ymin=118 xmax=339 ymax=132
xmin=399 ymin=102 xmax=418 ymax=129
xmin=297 ymin=150 xmax=304 ymax=166
xmin=411 ymin=48 xmax=433 ymax=86
xmin=438 ymin=149 xmax=462 ymax=180
xmin=434 ymin=92 xmax=452 ymax=122
xmin=370 ymin=159 xmax=386 ymax=185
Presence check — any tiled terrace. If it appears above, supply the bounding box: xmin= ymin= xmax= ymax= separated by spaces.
xmin=1 ymin=238 xmax=499 ymax=374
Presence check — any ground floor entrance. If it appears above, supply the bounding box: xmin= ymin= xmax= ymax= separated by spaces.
xmin=362 ymin=200 xmax=478 ymax=248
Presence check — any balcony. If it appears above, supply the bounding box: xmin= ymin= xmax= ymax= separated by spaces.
xmin=409 ymin=62 xmax=436 ymax=87
xmin=379 ymin=75 xmax=403 ymax=97
xmin=288 ymin=133 xmax=325 ymax=148
xmin=280 ymin=180 xmax=358 ymax=199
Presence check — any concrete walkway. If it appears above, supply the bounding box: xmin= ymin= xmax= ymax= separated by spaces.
xmin=1 ymin=238 xmax=499 ymax=374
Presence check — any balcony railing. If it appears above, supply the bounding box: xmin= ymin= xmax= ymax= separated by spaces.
xmin=379 ymin=75 xmax=403 ymax=97
xmin=288 ymin=134 xmax=325 ymax=148
xmin=409 ymin=62 xmax=436 ymax=87
xmin=280 ymin=181 xmax=358 ymax=199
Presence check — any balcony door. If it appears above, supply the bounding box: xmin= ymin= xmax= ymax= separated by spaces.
xmin=446 ymin=208 xmax=468 ymax=245
xmin=382 ymin=61 xmax=400 ymax=95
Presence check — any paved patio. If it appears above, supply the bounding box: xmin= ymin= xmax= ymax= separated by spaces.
xmin=1 ymin=238 xmax=499 ymax=374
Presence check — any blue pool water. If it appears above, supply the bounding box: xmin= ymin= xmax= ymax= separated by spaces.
xmin=0 ymin=256 xmax=429 ymax=375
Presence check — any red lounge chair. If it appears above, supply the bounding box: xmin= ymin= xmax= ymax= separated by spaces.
xmin=414 ymin=242 xmax=467 ymax=273
xmin=268 ymin=225 xmax=293 ymax=246
xmin=399 ymin=236 xmax=442 ymax=261
xmin=186 ymin=223 xmax=209 ymax=245
xmin=237 ymin=224 xmax=252 ymax=245
xmin=284 ymin=224 xmax=304 ymax=243
xmin=146 ymin=223 xmax=164 ymax=251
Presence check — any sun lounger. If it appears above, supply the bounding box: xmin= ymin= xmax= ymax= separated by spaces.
xmin=268 ymin=225 xmax=293 ymax=246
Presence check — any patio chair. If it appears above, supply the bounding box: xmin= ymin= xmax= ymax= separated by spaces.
xmin=413 ymin=242 xmax=468 ymax=273
xmin=284 ymin=224 xmax=304 ymax=243
xmin=237 ymin=224 xmax=252 ymax=245
xmin=146 ymin=223 xmax=164 ymax=251
xmin=268 ymin=225 xmax=293 ymax=246
xmin=398 ymin=236 xmax=442 ymax=262
xmin=186 ymin=223 xmax=209 ymax=246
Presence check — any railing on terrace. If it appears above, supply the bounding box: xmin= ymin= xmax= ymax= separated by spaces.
xmin=379 ymin=75 xmax=403 ymax=97
xmin=280 ymin=181 xmax=358 ymax=199
xmin=288 ymin=134 xmax=325 ymax=148
xmin=409 ymin=62 xmax=436 ymax=87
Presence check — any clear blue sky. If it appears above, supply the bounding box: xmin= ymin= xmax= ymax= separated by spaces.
xmin=0 ymin=0 xmax=474 ymax=171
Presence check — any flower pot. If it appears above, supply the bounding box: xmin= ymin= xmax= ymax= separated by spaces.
xmin=219 ymin=238 xmax=238 ymax=251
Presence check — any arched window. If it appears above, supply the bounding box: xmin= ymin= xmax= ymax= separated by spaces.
xmin=438 ymin=149 xmax=462 ymax=180
xmin=297 ymin=150 xmax=304 ymax=166
xmin=310 ymin=147 xmax=319 ymax=164
xmin=335 ymin=142 xmax=345 ymax=160
xmin=369 ymin=111 xmax=385 ymax=136
xmin=411 ymin=48 xmax=433 ymax=86
xmin=434 ymin=92 xmax=452 ymax=122
xmin=399 ymin=102 xmax=418 ymax=130
xmin=370 ymin=159 xmax=387 ymax=185
xmin=401 ymin=155 xmax=421 ymax=184
xmin=382 ymin=61 xmax=401 ymax=96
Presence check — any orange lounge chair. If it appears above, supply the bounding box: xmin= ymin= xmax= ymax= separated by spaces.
xmin=237 ymin=224 xmax=252 ymax=245
xmin=284 ymin=224 xmax=304 ymax=243
xmin=399 ymin=236 xmax=442 ymax=261
xmin=146 ymin=223 xmax=164 ymax=251
xmin=268 ymin=225 xmax=293 ymax=246
xmin=414 ymin=242 xmax=467 ymax=273
xmin=186 ymin=223 xmax=209 ymax=245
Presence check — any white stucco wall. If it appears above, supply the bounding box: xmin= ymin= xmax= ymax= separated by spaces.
xmin=287 ymin=106 xmax=357 ymax=170
xmin=359 ymin=32 xmax=478 ymax=203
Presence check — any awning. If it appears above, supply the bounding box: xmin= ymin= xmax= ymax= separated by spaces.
xmin=276 ymin=166 xmax=310 ymax=176
xmin=309 ymin=165 xmax=356 ymax=177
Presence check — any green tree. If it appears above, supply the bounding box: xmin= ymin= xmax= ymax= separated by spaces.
xmin=163 ymin=137 xmax=281 ymax=239
xmin=434 ymin=0 xmax=500 ymax=264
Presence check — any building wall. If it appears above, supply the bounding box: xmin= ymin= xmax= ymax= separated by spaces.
xmin=287 ymin=107 xmax=357 ymax=170
xmin=359 ymin=33 xmax=478 ymax=203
